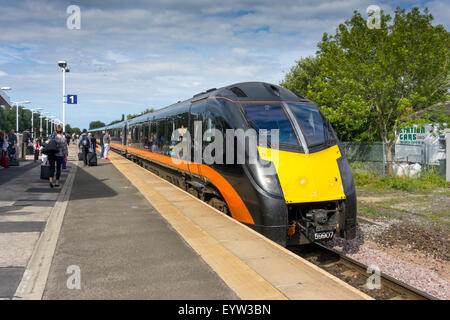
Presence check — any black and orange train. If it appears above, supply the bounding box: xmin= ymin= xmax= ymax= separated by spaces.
xmin=91 ymin=82 xmax=357 ymax=246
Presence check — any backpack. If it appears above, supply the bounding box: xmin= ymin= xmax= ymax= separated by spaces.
xmin=81 ymin=135 xmax=90 ymax=147
xmin=42 ymin=139 xmax=58 ymax=155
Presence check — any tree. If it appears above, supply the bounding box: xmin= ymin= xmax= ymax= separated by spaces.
xmin=126 ymin=108 xmax=155 ymax=120
xmin=281 ymin=56 xmax=320 ymax=97
xmin=108 ymin=119 xmax=122 ymax=125
xmin=89 ymin=121 xmax=106 ymax=130
xmin=282 ymin=7 xmax=449 ymax=174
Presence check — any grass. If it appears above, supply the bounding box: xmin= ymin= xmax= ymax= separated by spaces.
xmin=353 ymin=168 xmax=447 ymax=192
xmin=358 ymin=207 xmax=383 ymax=217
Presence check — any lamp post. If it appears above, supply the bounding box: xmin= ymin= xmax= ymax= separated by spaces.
xmin=24 ymin=107 xmax=43 ymax=139
xmin=42 ymin=112 xmax=51 ymax=137
xmin=11 ymin=100 xmax=30 ymax=132
xmin=58 ymin=61 xmax=70 ymax=133
xmin=50 ymin=117 xmax=55 ymax=133
xmin=39 ymin=115 xmax=45 ymax=138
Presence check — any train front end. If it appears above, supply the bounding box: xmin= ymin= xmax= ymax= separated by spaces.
xmin=238 ymin=88 xmax=357 ymax=246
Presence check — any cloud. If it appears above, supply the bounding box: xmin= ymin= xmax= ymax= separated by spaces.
xmin=0 ymin=70 xmax=7 ymax=76
xmin=0 ymin=0 xmax=446 ymax=128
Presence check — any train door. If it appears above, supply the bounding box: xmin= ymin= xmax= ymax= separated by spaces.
xmin=188 ymin=100 xmax=206 ymax=178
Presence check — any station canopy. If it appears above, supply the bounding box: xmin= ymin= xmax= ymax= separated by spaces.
xmin=0 ymin=89 xmax=12 ymax=109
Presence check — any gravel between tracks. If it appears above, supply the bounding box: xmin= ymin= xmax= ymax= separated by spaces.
xmin=323 ymin=219 xmax=450 ymax=300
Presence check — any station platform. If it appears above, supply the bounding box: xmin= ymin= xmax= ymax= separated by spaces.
xmin=1 ymin=144 xmax=371 ymax=300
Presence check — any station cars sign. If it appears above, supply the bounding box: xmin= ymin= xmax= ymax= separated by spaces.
xmin=398 ymin=127 xmax=426 ymax=145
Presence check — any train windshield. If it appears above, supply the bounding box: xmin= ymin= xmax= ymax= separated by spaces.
xmin=287 ymin=103 xmax=335 ymax=148
xmin=242 ymin=103 xmax=299 ymax=147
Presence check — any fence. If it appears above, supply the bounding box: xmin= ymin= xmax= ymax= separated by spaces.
xmin=341 ymin=142 xmax=446 ymax=177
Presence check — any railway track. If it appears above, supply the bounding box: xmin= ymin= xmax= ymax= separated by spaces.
xmin=289 ymin=242 xmax=437 ymax=300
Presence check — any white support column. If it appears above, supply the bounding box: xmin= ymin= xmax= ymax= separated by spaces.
xmin=31 ymin=110 xmax=34 ymax=139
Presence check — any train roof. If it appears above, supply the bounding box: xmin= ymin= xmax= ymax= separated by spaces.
xmin=91 ymin=81 xmax=311 ymax=130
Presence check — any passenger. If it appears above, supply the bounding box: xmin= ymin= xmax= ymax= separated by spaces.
xmin=65 ymin=132 xmax=71 ymax=146
xmin=78 ymin=129 xmax=91 ymax=166
xmin=103 ymin=130 xmax=111 ymax=161
xmin=0 ymin=130 xmax=8 ymax=157
xmin=151 ymin=134 xmax=159 ymax=153
xmin=7 ymin=129 xmax=17 ymax=160
xmin=48 ymin=126 xmax=68 ymax=188
xmin=40 ymin=136 xmax=49 ymax=165
xmin=100 ymin=130 xmax=105 ymax=159
xmin=34 ymin=138 xmax=41 ymax=162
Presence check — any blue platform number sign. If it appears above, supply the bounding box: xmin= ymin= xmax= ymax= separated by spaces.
xmin=67 ymin=95 xmax=77 ymax=104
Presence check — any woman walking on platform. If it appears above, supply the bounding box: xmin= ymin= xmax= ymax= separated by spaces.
xmin=34 ymin=138 xmax=41 ymax=162
xmin=48 ymin=126 xmax=68 ymax=188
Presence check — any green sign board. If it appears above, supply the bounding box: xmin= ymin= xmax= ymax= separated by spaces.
xmin=399 ymin=127 xmax=426 ymax=145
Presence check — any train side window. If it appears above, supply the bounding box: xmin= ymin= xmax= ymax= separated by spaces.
xmin=149 ymin=119 xmax=158 ymax=153
xmin=189 ymin=100 xmax=206 ymax=135
xmin=133 ymin=126 xmax=139 ymax=143
xmin=155 ymin=118 xmax=166 ymax=154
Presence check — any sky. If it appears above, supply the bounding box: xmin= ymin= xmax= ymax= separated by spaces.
xmin=0 ymin=0 xmax=448 ymax=129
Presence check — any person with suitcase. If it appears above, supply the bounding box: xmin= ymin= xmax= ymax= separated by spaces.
xmin=47 ymin=126 xmax=67 ymax=188
xmin=78 ymin=129 xmax=91 ymax=166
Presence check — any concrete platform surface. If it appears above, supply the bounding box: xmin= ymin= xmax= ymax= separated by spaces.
xmin=43 ymin=156 xmax=238 ymax=299
xmin=0 ymin=152 xmax=73 ymax=299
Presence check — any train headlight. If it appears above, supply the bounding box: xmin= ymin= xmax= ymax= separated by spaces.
xmin=247 ymin=161 xmax=283 ymax=197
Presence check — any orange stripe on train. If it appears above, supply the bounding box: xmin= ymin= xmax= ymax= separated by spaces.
xmin=109 ymin=142 xmax=254 ymax=224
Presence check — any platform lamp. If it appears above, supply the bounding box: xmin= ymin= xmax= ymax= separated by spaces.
xmin=23 ymin=107 xmax=43 ymax=139
xmin=58 ymin=61 xmax=70 ymax=133
xmin=11 ymin=100 xmax=30 ymax=133
xmin=42 ymin=112 xmax=51 ymax=137
xmin=39 ymin=114 xmax=45 ymax=138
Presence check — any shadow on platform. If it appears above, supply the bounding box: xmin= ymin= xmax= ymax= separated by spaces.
xmin=69 ymin=165 xmax=117 ymax=201
xmin=0 ymin=161 xmax=40 ymax=186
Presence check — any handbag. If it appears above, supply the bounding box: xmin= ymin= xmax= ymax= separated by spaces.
xmin=42 ymin=139 xmax=58 ymax=155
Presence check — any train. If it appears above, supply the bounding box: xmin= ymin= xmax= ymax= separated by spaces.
xmin=91 ymin=82 xmax=357 ymax=246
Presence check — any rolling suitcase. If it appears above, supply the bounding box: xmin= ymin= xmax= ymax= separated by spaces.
xmin=87 ymin=152 xmax=97 ymax=166
xmin=78 ymin=152 xmax=84 ymax=161
xmin=0 ymin=155 xmax=9 ymax=168
xmin=40 ymin=165 xmax=50 ymax=180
